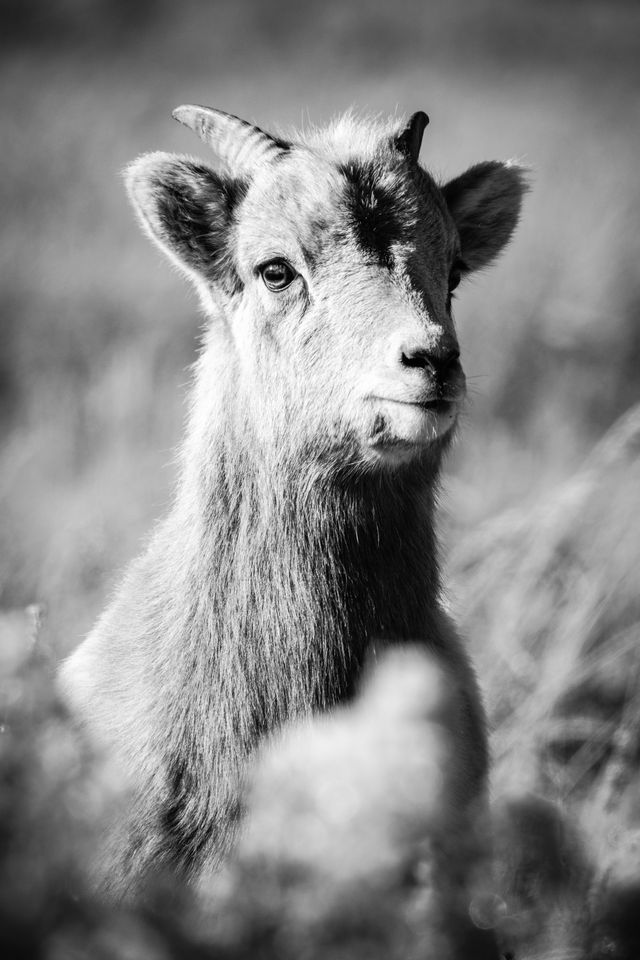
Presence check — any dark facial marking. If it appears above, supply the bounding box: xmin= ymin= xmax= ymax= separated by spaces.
xmin=339 ymin=160 xmax=412 ymax=269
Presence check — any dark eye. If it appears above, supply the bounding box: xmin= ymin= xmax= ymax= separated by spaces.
xmin=260 ymin=259 xmax=297 ymax=291
xmin=448 ymin=260 xmax=463 ymax=293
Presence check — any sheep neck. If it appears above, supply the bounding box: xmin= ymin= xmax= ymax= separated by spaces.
xmin=170 ymin=413 xmax=443 ymax=729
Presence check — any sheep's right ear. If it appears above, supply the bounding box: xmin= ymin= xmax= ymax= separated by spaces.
xmin=442 ymin=161 xmax=528 ymax=274
xmin=125 ymin=152 xmax=246 ymax=288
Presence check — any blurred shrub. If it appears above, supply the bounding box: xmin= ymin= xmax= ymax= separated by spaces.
xmin=203 ymin=647 xmax=499 ymax=960
xmin=1 ymin=614 xmax=501 ymax=958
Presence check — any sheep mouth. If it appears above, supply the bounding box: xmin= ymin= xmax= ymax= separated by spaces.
xmin=377 ymin=397 xmax=455 ymax=414
xmin=367 ymin=396 xmax=458 ymax=418
xmin=365 ymin=397 xmax=458 ymax=458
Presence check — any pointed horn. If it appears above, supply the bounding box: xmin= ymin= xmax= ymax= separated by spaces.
xmin=396 ymin=111 xmax=429 ymax=162
xmin=172 ymin=105 xmax=288 ymax=176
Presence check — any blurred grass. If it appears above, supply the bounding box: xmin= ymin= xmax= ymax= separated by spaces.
xmin=448 ymin=403 xmax=640 ymax=955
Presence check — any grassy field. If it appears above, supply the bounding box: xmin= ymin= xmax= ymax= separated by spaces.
xmin=1 ymin=0 xmax=640 ymax=953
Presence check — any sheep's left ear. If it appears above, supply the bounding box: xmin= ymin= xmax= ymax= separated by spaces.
xmin=442 ymin=161 xmax=528 ymax=273
xmin=125 ymin=151 xmax=246 ymax=291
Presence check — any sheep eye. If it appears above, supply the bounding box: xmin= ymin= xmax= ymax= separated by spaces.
xmin=260 ymin=259 xmax=296 ymax=291
xmin=448 ymin=260 xmax=463 ymax=293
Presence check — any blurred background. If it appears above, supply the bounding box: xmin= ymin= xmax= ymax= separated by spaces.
xmin=1 ymin=0 xmax=639 ymax=663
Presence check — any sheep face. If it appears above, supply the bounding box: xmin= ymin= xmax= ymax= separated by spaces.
xmin=230 ymin=149 xmax=464 ymax=471
xmin=127 ymin=112 xmax=526 ymax=473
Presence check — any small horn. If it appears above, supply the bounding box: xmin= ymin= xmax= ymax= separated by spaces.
xmin=396 ymin=111 xmax=429 ymax=162
xmin=172 ymin=105 xmax=288 ymax=176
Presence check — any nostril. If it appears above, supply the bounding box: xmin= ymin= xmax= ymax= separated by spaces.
xmin=400 ymin=349 xmax=433 ymax=371
xmin=400 ymin=347 xmax=460 ymax=373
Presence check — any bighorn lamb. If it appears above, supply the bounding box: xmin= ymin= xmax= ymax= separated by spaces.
xmin=60 ymin=107 xmax=526 ymax=896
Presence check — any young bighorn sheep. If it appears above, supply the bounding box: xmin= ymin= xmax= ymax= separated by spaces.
xmin=60 ymin=107 xmax=526 ymax=896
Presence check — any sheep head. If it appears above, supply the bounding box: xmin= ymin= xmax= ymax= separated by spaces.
xmin=126 ymin=108 xmax=526 ymax=474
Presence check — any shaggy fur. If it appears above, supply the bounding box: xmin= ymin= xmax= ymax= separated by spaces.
xmin=59 ymin=110 xmax=526 ymax=896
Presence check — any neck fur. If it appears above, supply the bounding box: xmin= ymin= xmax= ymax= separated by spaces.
xmin=168 ymin=356 xmax=443 ymax=727
xmin=144 ymin=351 xmax=445 ymax=871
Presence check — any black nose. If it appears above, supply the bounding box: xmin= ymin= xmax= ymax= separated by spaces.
xmin=400 ymin=345 xmax=460 ymax=376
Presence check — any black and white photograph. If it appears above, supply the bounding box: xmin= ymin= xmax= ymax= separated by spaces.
xmin=1 ymin=2 xmax=640 ymax=957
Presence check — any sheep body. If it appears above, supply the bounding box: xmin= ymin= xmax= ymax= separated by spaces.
xmin=60 ymin=109 xmax=526 ymax=895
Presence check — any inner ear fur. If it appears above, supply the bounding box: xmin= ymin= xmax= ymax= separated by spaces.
xmin=442 ymin=161 xmax=528 ymax=274
xmin=125 ymin=152 xmax=247 ymax=289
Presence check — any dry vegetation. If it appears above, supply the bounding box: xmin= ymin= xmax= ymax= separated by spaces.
xmin=2 ymin=0 xmax=640 ymax=956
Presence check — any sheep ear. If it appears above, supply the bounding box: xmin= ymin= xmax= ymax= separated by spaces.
xmin=125 ymin=152 xmax=246 ymax=290
xmin=442 ymin=161 xmax=528 ymax=273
